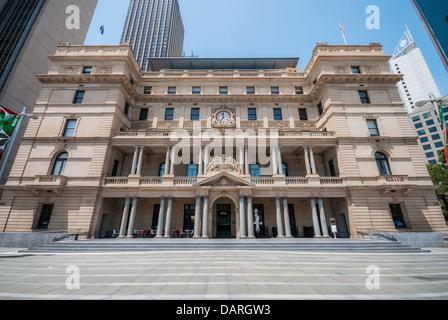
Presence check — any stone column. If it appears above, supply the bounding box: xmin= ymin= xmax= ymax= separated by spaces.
xmin=282 ymin=197 xmax=292 ymax=238
xmin=130 ymin=146 xmax=139 ymax=175
xmin=239 ymin=145 xmax=245 ymax=175
xmin=277 ymin=145 xmax=283 ymax=175
xmin=198 ymin=146 xmax=203 ymax=176
xmin=310 ymin=197 xmax=321 ymax=237
xmin=170 ymin=145 xmax=176 ymax=176
xmin=136 ymin=146 xmax=144 ymax=175
xmin=203 ymin=146 xmax=210 ymax=175
xmin=202 ymin=196 xmax=209 ymax=238
xmin=126 ymin=197 xmax=138 ymax=238
xmin=239 ymin=196 xmax=246 ymax=238
xmin=164 ymin=146 xmax=171 ymax=175
xmin=244 ymin=145 xmax=249 ymax=175
xmin=118 ymin=196 xmax=131 ymax=238
xmin=156 ymin=197 xmax=166 ymax=238
xmin=247 ymin=195 xmax=255 ymax=238
xmin=304 ymin=146 xmax=311 ymax=175
xmin=275 ymin=196 xmax=284 ymax=238
xmin=271 ymin=145 xmax=278 ymax=175
xmin=164 ymin=197 xmax=174 ymax=238
xmin=309 ymin=146 xmax=317 ymax=175
xmin=318 ymin=197 xmax=329 ymax=237
xmin=193 ymin=196 xmax=202 ymax=238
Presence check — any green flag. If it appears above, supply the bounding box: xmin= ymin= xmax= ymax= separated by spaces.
xmin=0 ymin=106 xmax=21 ymax=159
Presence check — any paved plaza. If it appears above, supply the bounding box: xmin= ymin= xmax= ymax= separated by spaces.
xmin=0 ymin=245 xmax=447 ymax=301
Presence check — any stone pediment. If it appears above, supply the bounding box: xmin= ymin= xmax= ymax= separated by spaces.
xmin=194 ymin=171 xmax=254 ymax=188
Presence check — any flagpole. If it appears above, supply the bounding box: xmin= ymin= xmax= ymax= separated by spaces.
xmin=340 ymin=22 xmax=347 ymax=45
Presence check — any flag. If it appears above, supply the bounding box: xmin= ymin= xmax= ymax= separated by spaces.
xmin=100 ymin=24 xmax=104 ymax=35
xmin=340 ymin=24 xmax=345 ymax=33
xmin=0 ymin=106 xmax=20 ymax=159
xmin=438 ymin=99 xmax=448 ymax=165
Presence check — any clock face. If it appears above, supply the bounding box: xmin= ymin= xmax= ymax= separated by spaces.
xmin=216 ymin=111 xmax=232 ymax=125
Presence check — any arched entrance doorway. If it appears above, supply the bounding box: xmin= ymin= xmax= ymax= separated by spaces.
xmin=209 ymin=193 xmax=238 ymax=239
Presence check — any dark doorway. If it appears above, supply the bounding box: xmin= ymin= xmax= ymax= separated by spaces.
xmin=183 ymin=204 xmax=195 ymax=231
xmin=253 ymin=204 xmax=266 ymax=237
xmin=216 ymin=204 xmax=231 ymax=238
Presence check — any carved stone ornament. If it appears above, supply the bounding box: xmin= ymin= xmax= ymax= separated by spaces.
xmin=206 ymin=155 xmax=241 ymax=174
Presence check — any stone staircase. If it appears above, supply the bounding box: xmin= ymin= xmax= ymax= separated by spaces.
xmin=20 ymin=238 xmax=429 ymax=253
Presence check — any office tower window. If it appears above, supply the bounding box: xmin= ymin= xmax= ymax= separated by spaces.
xmin=139 ymin=108 xmax=149 ymax=121
xmin=426 ymin=119 xmax=435 ymax=126
xmin=366 ymin=119 xmax=380 ymax=136
xmin=165 ymin=108 xmax=174 ymax=121
xmin=420 ymin=137 xmax=429 ymax=143
xmin=412 ymin=116 xmax=420 ymax=122
xmin=63 ymin=120 xmax=77 ymax=137
xmin=246 ymin=86 xmax=255 ymax=95
xmin=273 ymin=108 xmax=282 ymax=121
xmin=359 ymin=91 xmax=370 ymax=104
xmin=248 ymin=108 xmax=257 ymax=121
xmin=299 ymin=108 xmax=308 ymax=121
xmin=428 ymin=126 xmax=438 ymax=133
xmin=414 ymin=123 xmax=423 ymax=129
xmin=192 ymin=87 xmax=201 ymax=95
xmin=425 ymin=151 xmax=435 ymax=158
xmin=271 ymin=86 xmax=280 ymax=95
xmin=219 ymin=87 xmax=228 ymax=95
xmin=168 ymin=87 xmax=177 ymax=95
xmin=435 ymin=141 xmax=444 ymax=148
xmin=191 ymin=108 xmax=200 ymax=121
xmin=423 ymin=144 xmax=432 ymax=150
xmin=73 ymin=91 xmax=85 ymax=104
xmin=417 ymin=129 xmax=426 ymax=135
xmin=432 ymin=134 xmax=441 ymax=140
xmin=143 ymin=86 xmax=153 ymax=94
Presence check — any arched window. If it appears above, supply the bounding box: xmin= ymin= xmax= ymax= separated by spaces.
xmin=282 ymin=163 xmax=290 ymax=177
xmin=375 ymin=152 xmax=391 ymax=175
xmin=52 ymin=152 xmax=68 ymax=176
xmin=158 ymin=163 xmax=165 ymax=177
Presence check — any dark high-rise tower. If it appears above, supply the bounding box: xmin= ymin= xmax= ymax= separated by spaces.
xmin=410 ymin=0 xmax=448 ymax=72
xmin=121 ymin=0 xmax=185 ymax=71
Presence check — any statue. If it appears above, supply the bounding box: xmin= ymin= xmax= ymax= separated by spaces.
xmin=206 ymin=155 xmax=241 ymax=174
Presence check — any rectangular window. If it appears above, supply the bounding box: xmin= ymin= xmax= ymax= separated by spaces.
xmin=435 ymin=141 xmax=444 ymax=148
xmin=124 ymin=102 xmax=130 ymax=116
xmin=246 ymin=86 xmax=255 ymax=95
xmin=36 ymin=204 xmax=54 ymax=230
xmin=143 ymin=86 xmax=153 ymax=95
xmin=351 ymin=66 xmax=361 ymax=74
xmin=428 ymin=126 xmax=438 ymax=133
xmin=192 ymin=86 xmax=201 ymax=95
xmin=139 ymin=108 xmax=149 ymax=121
xmin=299 ymin=108 xmax=308 ymax=121
xmin=423 ymin=112 xmax=431 ymax=119
xmin=359 ymin=91 xmax=370 ymax=104
xmin=248 ymin=108 xmax=257 ymax=121
xmin=63 ymin=119 xmax=77 ymax=137
xmin=73 ymin=91 xmax=85 ymax=104
xmin=271 ymin=86 xmax=280 ymax=95
xmin=432 ymin=134 xmax=441 ymax=140
xmin=417 ymin=129 xmax=426 ymax=136
xmin=191 ymin=108 xmax=200 ymax=121
xmin=425 ymin=151 xmax=435 ymax=158
xmin=273 ymin=108 xmax=282 ymax=121
xmin=423 ymin=144 xmax=432 ymax=150
xmin=317 ymin=102 xmax=323 ymax=116
xmin=165 ymin=108 xmax=174 ymax=121
xmin=83 ymin=67 xmax=92 ymax=74
xmin=426 ymin=119 xmax=435 ymax=126
xmin=250 ymin=164 xmax=260 ymax=177
xmin=366 ymin=119 xmax=379 ymax=136
xmin=219 ymin=86 xmax=228 ymax=95
xmin=412 ymin=116 xmax=420 ymax=122
xmin=111 ymin=160 xmax=119 ymax=177
xmin=187 ymin=164 xmax=198 ymax=177
xmin=389 ymin=204 xmax=406 ymax=229
xmin=420 ymin=137 xmax=429 ymax=143
xmin=168 ymin=87 xmax=177 ymax=95
xmin=294 ymin=86 xmax=304 ymax=94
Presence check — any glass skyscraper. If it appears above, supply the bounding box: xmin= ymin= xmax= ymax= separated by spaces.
xmin=411 ymin=0 xmax=448 ymax=72
xmin=121 ymin=0 xmax=185 ymax=71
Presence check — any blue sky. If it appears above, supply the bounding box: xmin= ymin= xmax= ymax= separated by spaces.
xmin=84 ymin=0 xmax=448 ymax=95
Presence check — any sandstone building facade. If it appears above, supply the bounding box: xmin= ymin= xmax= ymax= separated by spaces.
xmin=0 ymin=43 xmax=446 ymax=239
